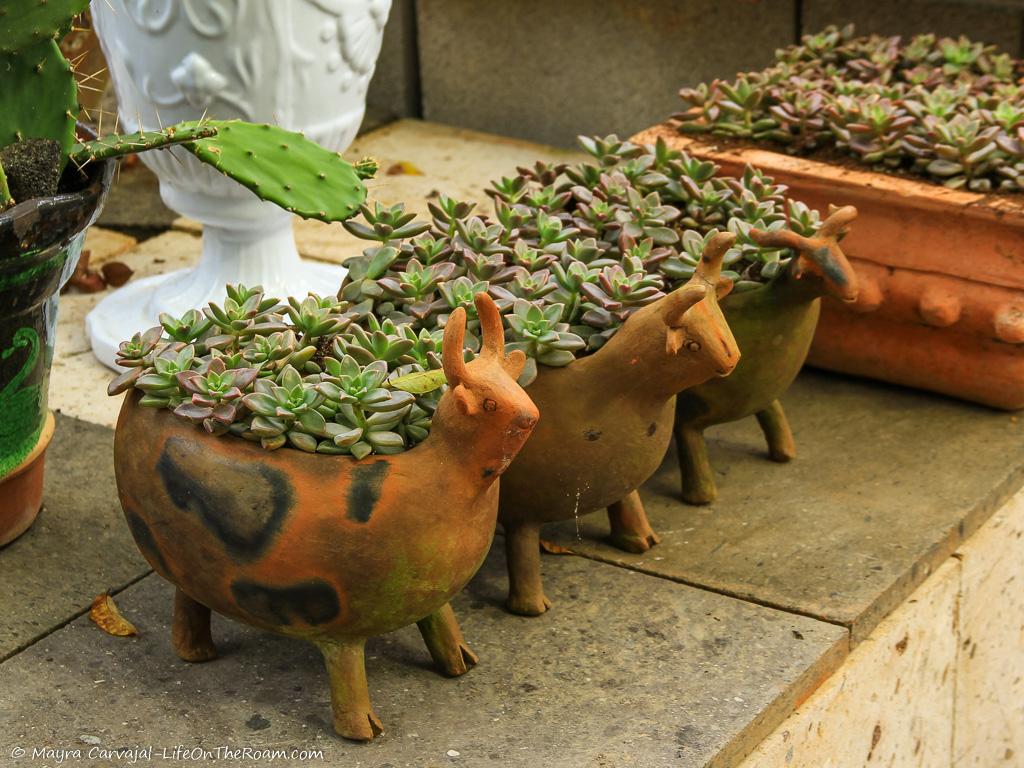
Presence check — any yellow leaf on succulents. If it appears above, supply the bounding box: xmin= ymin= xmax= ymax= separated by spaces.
xmin=390 ymin=369 xmax=447 ymax=394
xmin=89 ymin=593 xmax=138 ymax=637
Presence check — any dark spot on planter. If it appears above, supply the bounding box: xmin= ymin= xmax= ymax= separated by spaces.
xmin=156 ymin=437 xmax=292 ymax=562
xmin=647 ymin=423 xmax=657 ymax=436
xmin=482 ymin=467 xmax=496 ymax=478
xmin=816 ymin=246 xmax=851 ymax=288
xmin=348 ymin=460 xmax=389 ymax=523
xmin=584 ymin=429 xmax=602 ymax=441
xmin=124 ymin=509 xmax=171 ymax=577
xmin=895 ymin=634 xmax=909 ymax=654
xmin=231 ymin=579 xmax=340 ymax=627
xmin=483 ymin=398 xmax=497 ymax=412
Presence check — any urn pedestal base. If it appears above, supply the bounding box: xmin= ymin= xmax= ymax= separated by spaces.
xmin=86 ymin=219 xmax=346 ymax=370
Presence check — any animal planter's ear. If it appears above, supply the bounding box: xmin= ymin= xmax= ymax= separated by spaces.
xmin=716 ymin=277 xmax=734 ymax=300
xmin=452 ymin=384 xmax=479 ymax=416
xmin=503 ymin=349 xmax=527 ymax=379
xmin=664 ymin=283 xmax=708 ymax=328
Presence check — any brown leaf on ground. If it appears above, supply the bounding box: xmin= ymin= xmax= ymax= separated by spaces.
xmin=385 ymin=161 xmax=424 ymax=176
xmin=89 ymin=593 xmax=138 ymax=637
xmin=100 ymin=261 xmax=134 ymax=287
xmin=63 ymin=249 xmax=107 ymax=294
xmin=539 ymin=539 xmax=574 ymax=555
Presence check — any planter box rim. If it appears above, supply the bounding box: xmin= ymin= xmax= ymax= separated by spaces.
xmin=633 ymin=122 xmax=1024 ymax=226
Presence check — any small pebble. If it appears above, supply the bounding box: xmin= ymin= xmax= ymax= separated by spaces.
xmin=79 ymin=735 xmax=101 ymax=745
xmin=447 ymin=749 xmax=461 ymax=757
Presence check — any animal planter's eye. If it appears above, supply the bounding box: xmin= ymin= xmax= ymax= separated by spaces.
xmin=685 ymin=340 xmax=701 ymax=352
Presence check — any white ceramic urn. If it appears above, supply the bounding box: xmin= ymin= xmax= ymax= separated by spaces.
xmin=87 ymin=0 xmax=391 ymax=369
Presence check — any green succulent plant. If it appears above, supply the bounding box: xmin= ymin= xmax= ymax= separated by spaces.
xmin=108 ymin=285 xmax=445 ymax=456
xmin=0 ymin=2 xmax=374 ymax=231
xmin=672 ymin=25 xmax=1024 ymax=192
xmin=336 ymin=134 xmax=822 ymax=385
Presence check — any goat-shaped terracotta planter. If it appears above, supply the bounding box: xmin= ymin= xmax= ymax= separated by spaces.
xmin=670 ymin=206 xmax=859 ymax=505
xmin=496 ymin=234 xmax=740 ymax=615
xmin=112 ymin=293 xmax=538 ymax=742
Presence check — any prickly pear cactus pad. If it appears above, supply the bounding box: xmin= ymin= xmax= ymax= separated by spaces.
xmin=0 ymin=39 xmax=78 ymax=158
xmin=337 ymin=134 xmax=822 ymax=383
xmin=0 ymin=0 xmax=90 ymax=55
xmin=184 ymin=121 xmax=368 ymax=222
xmin=108 ymin=285 xmax=441 ymax=457
xmin=672 ymin=25 xmax=1024 ymax=192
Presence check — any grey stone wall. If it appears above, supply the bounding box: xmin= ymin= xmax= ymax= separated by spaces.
xmin=803 ymin=0 xmax=1024 ymax=57
xmin=366 ymin=0 xmax=1024 ymax=148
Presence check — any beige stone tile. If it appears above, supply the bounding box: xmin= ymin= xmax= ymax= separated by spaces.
xmin=953 ymin=489 xmax=1024 ymax=767
xmin=739 ymin=558 xmax=960 ymax=768
xmin=174 ymin=119 xmax=587 ymax=265
xmin=51 ymin=231 xmax=201 ymax=429
xmin=82 ymin=226 xmax=137 ymax=265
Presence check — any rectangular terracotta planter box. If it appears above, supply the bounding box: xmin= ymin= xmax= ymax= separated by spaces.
xmin=633 ymin=123 xmax=1024 ymax=410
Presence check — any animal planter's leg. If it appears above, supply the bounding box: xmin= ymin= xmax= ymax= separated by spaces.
xmin=318 ymin=638 xmax=383 ymax=742
xmin=676 ymin=423 xmax=717 ymax=505
xmin=755 ymin=399 xmax=796 ymax=463
xmin=417 ymin=602 xmax=478 ymax=677
xmin=607 ymin=490 xmax=661 ymax=554
xmin=504 ymin=520 xmax=551 ymax=616
xmin=172 ymin=588 xmax=217 ymax=663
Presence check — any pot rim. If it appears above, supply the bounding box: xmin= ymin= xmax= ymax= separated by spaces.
xmin=1 ymin=411 xmax=56 ymax=484
xmin=0 ymin=124 xmax=115 ymax=262
xmin=121 ymin=389 xmax=439 ymax=466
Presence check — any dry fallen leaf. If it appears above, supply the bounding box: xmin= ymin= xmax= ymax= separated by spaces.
xmin=539 ymin=539 xmax=573 ymax=555
xmin=89 ymin=593 xmax=139 ymax=637
xmin=100 ymin=261 xmax=134 ymax=287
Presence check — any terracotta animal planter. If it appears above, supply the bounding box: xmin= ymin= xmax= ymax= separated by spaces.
xmin=112 ymin=293 xmax=538 ymax=741
xmin=634 ymin=123 xmax=1024 ymax=410
xmin=497 ymin=234 xmax=740 ymax=615
xmin=672 ymin=206 xmax=859 ymax=505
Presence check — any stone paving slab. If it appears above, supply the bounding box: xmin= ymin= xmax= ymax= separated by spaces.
xmin=546 ymin=370 xmax=1024 ymax=642
xmin=0 ymin=416 xmax=149 ymax=662
xmin=0 ymin=543 xmax=845 ymax=768
xmin=174 ymin=120 xmax=585 ymax=266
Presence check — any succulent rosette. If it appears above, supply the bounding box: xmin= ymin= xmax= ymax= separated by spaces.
xmin=673 ymin=25 xmax=1024 ymax=192
xmin=336 ymin=134 xmax=821 ymax=387
xmin=108 ymin=284 xmax=444 ymax=456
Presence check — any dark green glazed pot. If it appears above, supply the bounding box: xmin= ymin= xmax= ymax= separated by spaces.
xmin=671 ymin=207 xmax=860 ymax=505
xmin=0 ymin=153 xmax=113 ymax=545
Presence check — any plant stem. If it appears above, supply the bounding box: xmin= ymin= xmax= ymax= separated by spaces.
xmin=68 ymin=123 xmax=220 ymax=166
xmin=0 ymin=159 xmax=11 ymax=209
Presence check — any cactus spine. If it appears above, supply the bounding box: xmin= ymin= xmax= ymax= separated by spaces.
xmin=69 ymin=122 xmax=221 ymax=166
